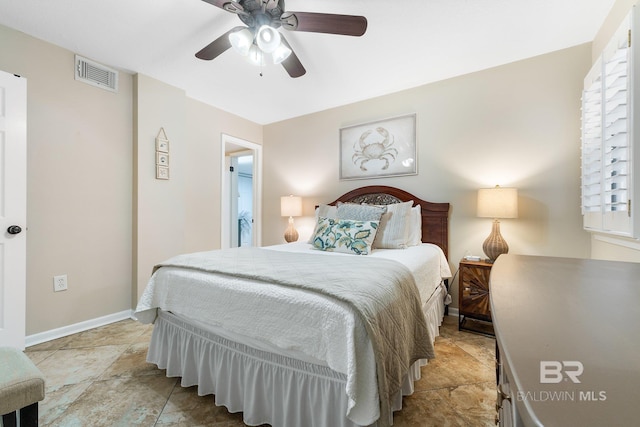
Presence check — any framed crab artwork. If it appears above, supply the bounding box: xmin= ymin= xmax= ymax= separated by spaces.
xmin=339 ymin=113 xmax=417 ymax=180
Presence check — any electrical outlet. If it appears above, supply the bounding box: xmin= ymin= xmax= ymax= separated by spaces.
xmin=53 ymin=274 xmax=68 ymax=292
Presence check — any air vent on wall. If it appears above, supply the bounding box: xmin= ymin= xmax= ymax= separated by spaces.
xmin=74 ymin=55 xmax=118 ymax=92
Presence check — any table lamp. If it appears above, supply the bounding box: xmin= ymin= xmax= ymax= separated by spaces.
xmin=281 ymin=195 xmax=302 ymax=243
xmin=477 ymin=185 xmax=518 ymax=262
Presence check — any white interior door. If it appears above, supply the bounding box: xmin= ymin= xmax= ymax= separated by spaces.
xmin=0 ymin=70 xmax=27 ymax=349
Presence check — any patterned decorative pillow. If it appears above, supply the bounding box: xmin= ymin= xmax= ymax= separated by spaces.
xmin=336 ymin=202 xmax=386 ymax=221
xmin=308 ymin=205 xmax=338 ymax=243
xmin=311 ymin=217 xmax=379 ymax=255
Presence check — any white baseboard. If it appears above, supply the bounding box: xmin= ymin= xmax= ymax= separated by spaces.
xmin=447 ymin=307 xmax=459 ymax=317
xmin=26 ymin=309 xmax=135 ymax=348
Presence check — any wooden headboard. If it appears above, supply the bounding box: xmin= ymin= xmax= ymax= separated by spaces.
xmin=328 ymin=185 xmax=450 ymax=258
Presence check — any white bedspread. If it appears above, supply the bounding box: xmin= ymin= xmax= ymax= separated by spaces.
xmin=269 ymin=242 xmax=451 ymax=303
xmin=135 ymin=243 xmax=451 ymax=425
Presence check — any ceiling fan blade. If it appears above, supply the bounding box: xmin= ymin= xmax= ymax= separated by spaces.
xmin=281 ymin=12 xmax=367 ymax=36
xmin=279 ymin=35 xmax=306 ymax=78
xmin=195 ymin=27 xmax=242 ymax=60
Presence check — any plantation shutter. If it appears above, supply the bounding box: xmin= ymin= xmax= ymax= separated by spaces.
xmin=581 ymin=10 xmax=638 ymax=237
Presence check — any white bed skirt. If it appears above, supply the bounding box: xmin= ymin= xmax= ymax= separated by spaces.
xmin=146 ymin=283 xmax=447 ymax=427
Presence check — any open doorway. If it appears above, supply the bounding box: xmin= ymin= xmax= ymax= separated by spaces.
xmin=229 ymin=152 xmax=253 ymax=247
xmin=221 ymin=134 xmax=262 ymax=249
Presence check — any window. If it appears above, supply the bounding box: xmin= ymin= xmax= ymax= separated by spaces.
xmin=581 ymin=10 xmax=639 ymax=238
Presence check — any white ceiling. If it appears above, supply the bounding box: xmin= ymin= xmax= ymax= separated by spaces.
xmin=0 ymin=0 xmax=616 ymax=124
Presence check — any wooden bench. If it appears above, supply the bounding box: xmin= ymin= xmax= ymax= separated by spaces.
xmin=0 ymin=347 xmax=45 ymax=427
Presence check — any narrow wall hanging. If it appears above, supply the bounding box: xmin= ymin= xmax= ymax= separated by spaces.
xmin=155 ymin=127 xmax=170 ymax=180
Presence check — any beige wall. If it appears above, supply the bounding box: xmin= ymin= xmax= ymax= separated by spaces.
xmin=0 ymin=25 xmax=134 ymax=334
xmin=133 ymin=75 xmax=263 ymax=302
xmin=263 ymin=44 xmax=593 ymax=307
xmin=1 ymin=24 xmax=263 ymax=335
xmin=589 ymin=0 xmax=640 ymax=262
xmin=133 ymin=75 xmax=187 ymax=302
xmin=184 ymin=98 xmax=262 ymax=253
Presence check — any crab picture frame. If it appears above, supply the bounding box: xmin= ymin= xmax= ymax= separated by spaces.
xmin=339 ymin=113 xmax=417 ymax=180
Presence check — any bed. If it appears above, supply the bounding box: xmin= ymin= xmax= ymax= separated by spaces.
xmin=135 ymin=185 xmax=451 ymax=427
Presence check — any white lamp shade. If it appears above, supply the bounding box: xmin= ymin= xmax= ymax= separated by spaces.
xmin=281 ymin=195 xmax=302 ymax=217
xmin=229 ymin=28 xmax=253 ymax=56
xmin=246 ymin=44 xmax=264 ymax=66
xmin=256 ymin=25 xmax=281 ymax=53
xmin=477 ymin=186 xmax=518 ymax=219
xmin=272 ymin=42 xmax=292 ymax=64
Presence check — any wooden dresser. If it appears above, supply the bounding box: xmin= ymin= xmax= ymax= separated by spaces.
xmin=491 ymin=255 xmax=640 ymax=426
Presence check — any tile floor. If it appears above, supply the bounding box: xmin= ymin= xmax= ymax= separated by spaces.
xmin=24 ymin=315 xmax=496 ymax=426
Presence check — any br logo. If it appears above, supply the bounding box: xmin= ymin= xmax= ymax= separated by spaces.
xmin=540 ymin=361 xmax=584 ymax=384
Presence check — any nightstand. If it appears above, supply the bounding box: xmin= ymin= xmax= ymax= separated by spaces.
xmin=458 ymin=259 xmax=494 ymax=336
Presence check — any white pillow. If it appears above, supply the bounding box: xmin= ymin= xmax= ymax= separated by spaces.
xmin=336 ymin=203 xmax=386 ymax=222
xmin=316 ymin=204 xmax=337 ymax=220
xmin=407 ymin=205 xmax=422 ymax=246
xmin=372 ymin=200 xmax=413 ymax=249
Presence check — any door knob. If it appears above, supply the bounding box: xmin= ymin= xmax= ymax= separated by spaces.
xmin=7 ymin=225 xmax=22 ymax=235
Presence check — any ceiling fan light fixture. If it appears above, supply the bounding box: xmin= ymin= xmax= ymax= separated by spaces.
xmin=256 ymin=25 xmax=281 ymax=53
xmin=246 ymin=44 xmax=265 ymax=66
xmin=272 ymin=42 xmax=292 ymax=64
xmin=229 ymin=28 xmax=254 ymax=56
xmin=198 ymin=0 xmax=367 ymax=78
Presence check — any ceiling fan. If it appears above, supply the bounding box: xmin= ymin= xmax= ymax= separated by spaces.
xmin=196 ymin=0 xmax=368 ymax=78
